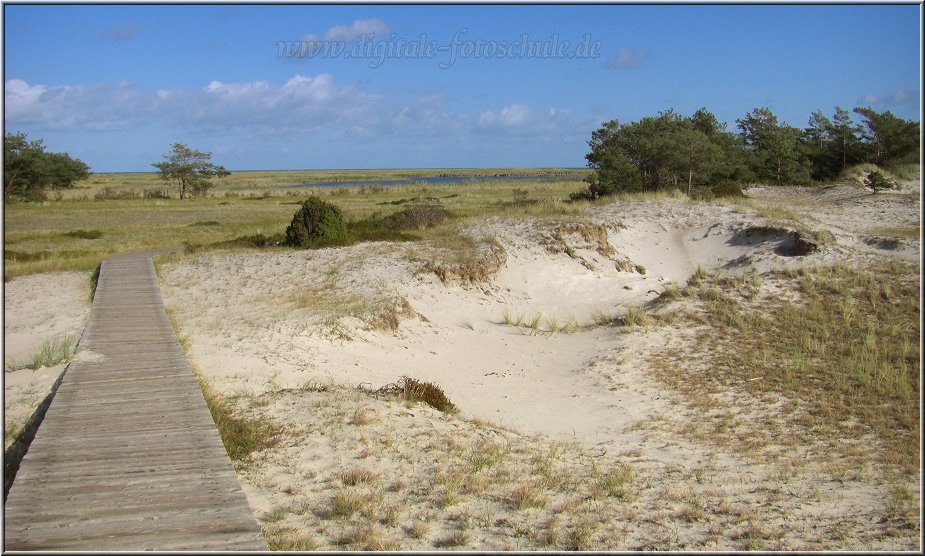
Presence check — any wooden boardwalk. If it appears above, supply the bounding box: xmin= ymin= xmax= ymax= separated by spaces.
xmin=4 ymin=251 xmax=267 ymax=551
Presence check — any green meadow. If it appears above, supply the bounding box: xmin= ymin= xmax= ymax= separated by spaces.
xmin=3 ymin=169 xmax=588 ymax=280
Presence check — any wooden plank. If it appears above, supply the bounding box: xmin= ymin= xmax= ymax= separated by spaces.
xmin=3 ymin=251 xmax=267 ymax=550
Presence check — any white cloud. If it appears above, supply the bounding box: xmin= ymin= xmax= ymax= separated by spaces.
xmin=476 ymin=104 xmax=571 ymax=135
xmin=4 ymin=75 xmax=382 ymax=135
xmin=4 ymin=79 xmax=158 ymax=131
xmin=323 ymin=18 xmax=388 ymax=41
xmin=858 ymin=88 xmax=918 ymax=107
xmin=187 ymin=74 xmax=382 ymax=133
xmin=478 ymin=104 xmax=533 ymax=128
xmin=389 ymin=93 xmax=465 ymax=136
xmin=301 ymin=18 xmax=389 ymax=45
xmin=605 ymin=48 xmax=647 ymax=69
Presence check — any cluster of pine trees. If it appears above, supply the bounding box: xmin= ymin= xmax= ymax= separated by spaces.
xmin=4 ymin=132 xmax=91 ymax=200
xmin=581 ymin=106 xmax=920 ymax=199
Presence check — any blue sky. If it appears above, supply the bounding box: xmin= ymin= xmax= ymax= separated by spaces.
xmin=3 ymin=4 xmax=921 ymax=172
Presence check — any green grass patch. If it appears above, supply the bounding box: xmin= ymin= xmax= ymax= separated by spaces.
xmin=3 ymin=171 xmax=586 ymax=279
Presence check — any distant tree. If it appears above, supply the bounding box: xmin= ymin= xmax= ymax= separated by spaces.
xmin=583 ymin=108 xmax=741 ymax=199
xmin=803 ymin=110 xmax=835 ymax=180
xmin=736 ymin=107 xmax=810 ymax=184
xmin=4 ymin=132 xmax=91 ymax=199
xmin=830 ymin=106 xmax=864 ymax=172
xmin=584 ymin=119 xmax=641 ymax=197
xmin=853 ymin=107 xmax=920 ymax=166
xmin=152 ymin=143 xmax=229 ymax=199
xmin=688 ymin=107 xmax=751 ymax=184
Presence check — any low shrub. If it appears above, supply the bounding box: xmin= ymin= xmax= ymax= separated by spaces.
xmin=284 ymin=197 xmax=349 ymax=247
xmin=94 ymin=186 xmax=140 ymax=201
xmin=710 ymin=182 xmax=745 ymax=198
xmin=143 ymin=187 xmax=172 ymax=199
xmin=400 ymin=376 xmax=457 ymax=413
xmin=382 ymin=203 xmax=449 ymax=230
xmin=865 ymin=170 xmax=894 ymax=193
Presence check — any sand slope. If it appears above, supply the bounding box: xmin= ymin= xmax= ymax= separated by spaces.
xmin=156 ymin=182 xmax=920 ymax=550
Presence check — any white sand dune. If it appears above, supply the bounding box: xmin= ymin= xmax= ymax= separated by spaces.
xmin=154 ymin=183 xmax=919 ymax=550
xmin=4 ymin=181 xmax=919 ymax=550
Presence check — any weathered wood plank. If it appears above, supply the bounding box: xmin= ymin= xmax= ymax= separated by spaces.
xmin=3 ymin=251 xmax=267 ymax=550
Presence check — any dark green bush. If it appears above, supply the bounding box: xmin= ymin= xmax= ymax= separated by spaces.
xmin=284 ymin=197 xmax=348 ymax=247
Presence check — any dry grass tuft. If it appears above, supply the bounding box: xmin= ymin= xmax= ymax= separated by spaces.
xmin=341 ymin=468 xmax=379 ymax=486
xmin=509 ymin=483 xmax=548 ymax=510
xmin=331 ymin=489 xmax=370 ymax=518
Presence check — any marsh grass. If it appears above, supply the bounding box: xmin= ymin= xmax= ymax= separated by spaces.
xmin=4 ymin=172 xmax=583 ymax=280
xmin=337 ymin=522 xmax=396 ymax=550
xmin=62 ymin=229 xmax=102 ymax=239
xmin=509 ymin=483 xmax=548 ymax=510
xmin=29 ymin=335 xmax=76 ymax=370
xmin=624 ymin=305 xmax=651 ymax=327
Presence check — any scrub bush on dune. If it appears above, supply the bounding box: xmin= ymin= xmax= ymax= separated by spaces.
xmin=285 ymin=196 xmax=349 ymax=247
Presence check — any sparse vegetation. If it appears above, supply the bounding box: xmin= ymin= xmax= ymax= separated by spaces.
xmin=653 ymin=262 xmax=920 ymax=473
xmin=10 ymin=165 xmax=919 ymax=551
xmin=6 ymin=335 xmax=77 ymax=372
xmin=197 ymin=378 xmax=281 ymax=463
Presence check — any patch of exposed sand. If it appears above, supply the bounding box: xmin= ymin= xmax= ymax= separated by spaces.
xmin=3 ymin=272 xmax=90 ymax=451
xmin=157 ymin=183 xmax=921 ymax=550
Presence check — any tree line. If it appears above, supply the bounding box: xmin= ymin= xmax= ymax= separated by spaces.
xmin=3 ymin=134 xmax=229 ymax=201
xmin=580 ymin=105 xmax=920 ymax=199
xmin=4 ymin=132 xmax=91 ymax=200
